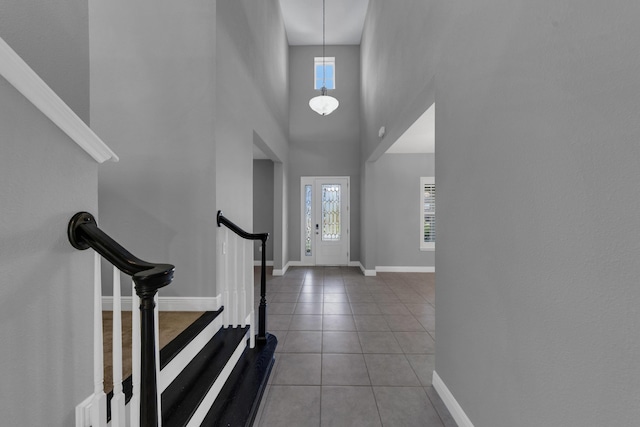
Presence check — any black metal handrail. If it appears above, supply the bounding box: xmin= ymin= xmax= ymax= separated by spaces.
xmin=217 ymin=210 xmax=269 ymax=342
xmin=68 ymin=212 xmax=174 ymax=427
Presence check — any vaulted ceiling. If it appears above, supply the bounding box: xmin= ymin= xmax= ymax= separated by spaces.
xmin=253 ymin=0 xmax=434 ymax=158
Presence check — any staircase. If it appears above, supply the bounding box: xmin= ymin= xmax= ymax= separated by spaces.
xmin=70 ymin=211 xmax=277 ymax=427
xmin=159 ymin=311 xmax=276 ymax=426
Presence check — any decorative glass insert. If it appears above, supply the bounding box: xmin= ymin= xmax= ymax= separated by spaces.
xmin=322 ymin=184 xmax=341 ymax=241
xmin=423 ymin=182 xmax=435 ymax=243
xmin=314 ymin=57 xmax=335 ymax=90
xmin=305 ymin=185 xmax=313 ymax=256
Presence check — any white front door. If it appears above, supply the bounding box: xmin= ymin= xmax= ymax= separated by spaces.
xmin=301 ymin=177 xmax=350 ymax=265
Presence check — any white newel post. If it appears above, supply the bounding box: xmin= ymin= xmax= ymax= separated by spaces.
xmin=91 ymin=252 xmax=107 ymax=427
xmin=111 ymin=267 xmax=126 ymax=427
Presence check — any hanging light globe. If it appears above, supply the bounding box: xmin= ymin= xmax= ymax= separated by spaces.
xmin=309 ymin=87 xmax=339 ymax=116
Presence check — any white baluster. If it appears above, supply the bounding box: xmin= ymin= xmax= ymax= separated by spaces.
xmin=240 ymin=239 xmax=247 ymax=327
xmin=91 ymin=252 xmax=107 ymax=427
xmin=130 ymin=280 xmax=141 ymax=427
xmin=249 ymin=243 xmax=256 ymax=348
xmin=223 ymin=228 xmax=230 ymax=328
xmin=154 ymin=293 xmax=162 ymax=427
xmin=249 ymin=309 xmax=256 ymax=348
xmin=111 ymin=266 xmax=125 ymax=427
xmin=232 ymin=235 xmax=238 ymax=326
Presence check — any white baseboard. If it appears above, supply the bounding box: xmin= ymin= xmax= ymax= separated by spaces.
xmin=287 ymin=260 xmax=315 ymax=267
xmin=102 ymin=296 xmax=221 ymax=311
xmin=272 ymin=262 xmax=289 ymax=276
xmin=253 ymin=260 xmax=274 ymax=267
xmin=432 ymin=371 xmax=474 ymax=427
xmin=375 ymin=266 xmax=435 ymax=273
xmin=273 ymin=262 xmax=432 ymax=276
xmin=354 ymin=262 xmax=376 ymax=276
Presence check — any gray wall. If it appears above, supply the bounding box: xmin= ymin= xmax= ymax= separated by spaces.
xmin=0 ymin=12 xmax=95 ymax=425
xmin=0 ymin=0 xmax=89 ymax=122
xmin=90 ymin=1 xmax=218 ymax=297
xmin=288 ymin=45 xmax=361 ymax=263
xmin=374 ymin=153 xmax=434 ymax=267
xmin=253 ymin=159 xmax=275 ymax=261
xmin=91 ymin=0 xmax=289 ymax=296
xmin=359 ymin=0 xmax=440 ymax=271
xmin=360 ymin=0 xmax=438 ymax=162
xmin=215 ymin=0 xmax=289 ymax=226
xmin=434 ymin=1 xmax=640 ymax=425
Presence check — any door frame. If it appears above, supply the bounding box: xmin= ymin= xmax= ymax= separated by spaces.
xmin=300 ymin=176 xmax=350 ymax=266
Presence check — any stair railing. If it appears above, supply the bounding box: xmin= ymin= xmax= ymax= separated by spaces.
xmin=217 ymin=210 xmax=269 ymax=343
xmin=68 ymin=212 xmax=174 ymax=427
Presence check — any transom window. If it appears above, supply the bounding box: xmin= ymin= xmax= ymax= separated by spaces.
xmin=314 ymin=57 xmax=335 ymax=90
xmin=421 ymin=177 xmax=435 ymax=251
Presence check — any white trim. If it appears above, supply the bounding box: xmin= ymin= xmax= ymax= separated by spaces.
xmin=432 ymin=371 xmax=475 ymax=427
xmin=272 ymin=262 xmax=290 ymax=276
xmin=0 ymin=35 xmax=118 ymax=164
xmin=288 ymin=260 xmax=315 ymax=267
xmin=185 ymin=330 xmax=249 ymax=427
xmin=253 ymin=260 xmax=274 ymax=267
xmin=75 ymin=394 xmax=93 ymax=427
xmin=102 ymin=296 xmax=221 ymax=311
xmin=376 ymin=266 xmax=435 ymax=273
xmin=354 ymin=262 xmax=377 ymax=276
xmin=348 ymin=261 xmax=361 ymax=267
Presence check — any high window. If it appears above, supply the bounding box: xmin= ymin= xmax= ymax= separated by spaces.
xmin=421 ymin=177 xmax=435 ymax=250
xmin=314 ymin=57 xmax=335 ymax=90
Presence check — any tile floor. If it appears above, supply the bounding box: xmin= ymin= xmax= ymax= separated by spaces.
xmin=252 ymin=266 xmax=456 ymax=427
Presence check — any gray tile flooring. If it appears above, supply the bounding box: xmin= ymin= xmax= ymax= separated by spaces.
xmin=253 ymin=266 xmax=455 ymax=427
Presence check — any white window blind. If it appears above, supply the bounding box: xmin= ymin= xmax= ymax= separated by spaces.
xmin=420 ymin=177 xmax=435 ymax=250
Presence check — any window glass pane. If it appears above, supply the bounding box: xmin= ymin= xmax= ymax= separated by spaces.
xmin=314 ymin=58 xmax=335 ymax=90
xmin=324 ymin=78 xmax=334 ymax=90
xmin=322 ymin=184 xmax=341 ymax=241
xmin=305 ymin=185 xmax=313 ymax=255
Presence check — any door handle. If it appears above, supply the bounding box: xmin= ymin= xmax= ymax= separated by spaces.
xmin=315 ymin=224 xmax=319 ymax=235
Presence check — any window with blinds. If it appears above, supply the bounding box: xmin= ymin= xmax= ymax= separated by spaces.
xmin=421 ymin=177 xmax=435 ymax=250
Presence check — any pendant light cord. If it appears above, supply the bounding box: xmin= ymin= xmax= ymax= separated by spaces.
xmin=322 ymin=0 xmax=326 ymax=91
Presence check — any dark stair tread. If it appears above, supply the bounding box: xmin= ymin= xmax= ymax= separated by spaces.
xmin=201 ymin=333 xmax=278 ymax=427
xmin=162 ymin=326 xmax=250 ymax=427
xmin=106 ymin=309 xmax=223 ymax=422
xmin=160 ymin=309 xmax=224 ymax=369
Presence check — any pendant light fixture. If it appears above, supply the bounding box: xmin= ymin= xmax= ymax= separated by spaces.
xmin=309 ymin=0 xmax=339 ymax=116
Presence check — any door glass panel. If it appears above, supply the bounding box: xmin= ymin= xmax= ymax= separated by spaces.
xmin=321 ymin=184 xmax=341 ymax=241
xmin=305 ymin=185 xmax=313 ymax=256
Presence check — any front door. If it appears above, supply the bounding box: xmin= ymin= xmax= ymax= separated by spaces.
xmin=301 ymin=177 xmax=349 ymax=265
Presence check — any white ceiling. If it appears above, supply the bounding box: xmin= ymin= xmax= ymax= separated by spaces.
xmin=278 ymin=0 xmax=370 ymax=45
xmin=386 ymin=103 xmax=435 ymax=154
